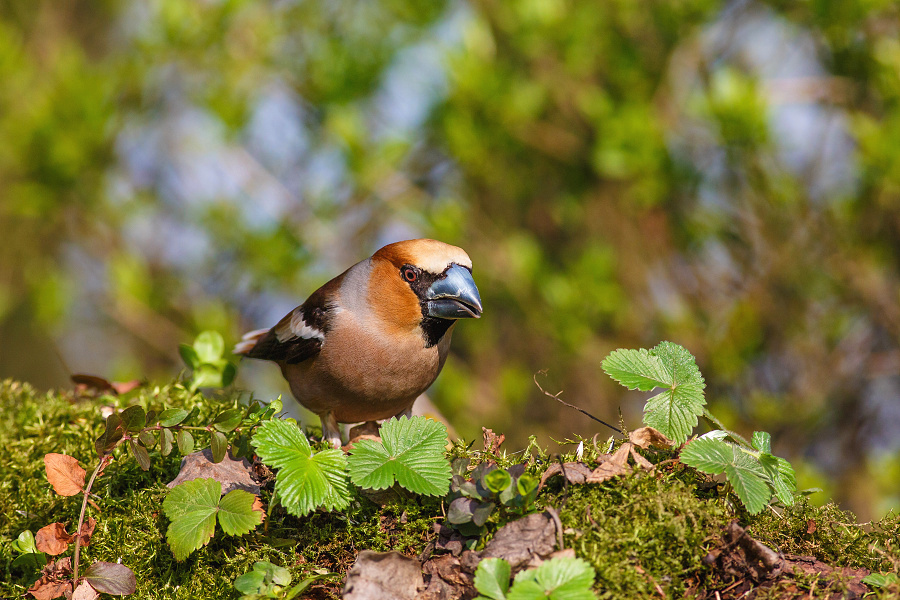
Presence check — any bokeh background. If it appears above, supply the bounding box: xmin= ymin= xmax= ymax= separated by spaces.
xmin=2 ymin=0 xmax=899 ymax=520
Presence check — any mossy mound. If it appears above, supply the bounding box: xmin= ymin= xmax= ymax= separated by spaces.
xmin=1 ymin=379 xmax=898 ymax=599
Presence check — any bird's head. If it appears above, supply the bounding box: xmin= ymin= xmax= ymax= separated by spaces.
xmin=370 ymin=239 xmax=482 ymax=344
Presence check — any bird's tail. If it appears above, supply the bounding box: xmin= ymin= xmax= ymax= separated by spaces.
xmin=233 ymin=328 xmax=270 ymax=355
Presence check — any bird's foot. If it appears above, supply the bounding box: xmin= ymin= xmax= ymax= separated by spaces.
xmin=320 ymin=412 xmax=343 ymax=449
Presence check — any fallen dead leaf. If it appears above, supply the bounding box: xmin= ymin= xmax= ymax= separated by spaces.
xmin=166 ymin=449 xmax=259 ymax=495
xmin=27 ymin=557 xmax=73 ymax=600
xmin=71 ymin=581 xmax=99 ymax=600
xmin=482 ymin=427 xmax=505 ymax=456
xmin=44 ymin=454 xmax=85 ymax=497
xmin=629 ymin=427 xmax=674 ymax=449
xmin=585 ymin=461 xmax=631 ymax=483
xmin=343 ymin=550 xmax=423 ymax=600
xmin=77 ymin=517 xmax=97 ymax=547
xmin=539 ymin=462 xmax=593 ymax=489
xmin=609 ymin=443 xmax=631 ymax=467
xmin=35 ymin=523 xmax=74 ymax=556
xmin=481 ymin=512 xmax=558 ymax=571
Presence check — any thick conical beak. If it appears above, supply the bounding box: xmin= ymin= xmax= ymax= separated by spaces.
xmin=426 ymin=264 xmax=483 ymax=319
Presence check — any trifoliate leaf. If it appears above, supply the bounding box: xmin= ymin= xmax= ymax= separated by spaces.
xmin=163 ymin=479 xmax=263 ymax=561
xmin=251 ymin=419 xmax=350 ymax=516
xmin=508 ymin=557 xmax=597 ymax=600
xmin=347 ymin=416 xmax=451 ymax=496
xmin=217 ymin=489 xmax=263 ymax=536
xmin=602 ymin=342 xmax=705 ymax=444
xmin=681 ymin=439 xmax=771 ymax=514
xmin=163 ymin=478 xmax=220 ymax=560
xmin=473 ymin=557 xmax=511 ymax=600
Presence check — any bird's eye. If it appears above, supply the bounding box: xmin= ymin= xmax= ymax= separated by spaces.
xmin=403 ymin=267 xmax=417 ymax=282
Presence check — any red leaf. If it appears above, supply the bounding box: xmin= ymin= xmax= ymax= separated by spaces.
xmin=35 ymin=523 xmax=74 ymax=556
xmin=44 ymin=454 xmax=85 ymax=497
xmin=83 ymin=562 xmax=137 ymax=596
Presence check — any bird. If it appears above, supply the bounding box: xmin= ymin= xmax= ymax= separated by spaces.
xmin=234 ymin=239 xmax=482 ymax=447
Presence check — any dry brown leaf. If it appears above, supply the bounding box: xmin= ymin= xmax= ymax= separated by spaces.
xmin=77 ymin=517 xmax=97 ymax=547
xmin=35 ymin=523 xmax=74 ymax=556
xmin=71 ymin=582 xmax=99 ymax=600
xmin=166 ymin=449 xmax=259 ymax=496
xmin=539 ymin=462 xmax=593 ymax=489
xmin=630 ymin=447 xmax=654 ymax=470
xmin=629 ymin=427 xmax=674 ymax=449
xmin=27 ymin=557 xmax=73 ymax=600
xmin=343 ymin=550 xmax=423 ymax=600
xmin=110 ymin=380 xmax=142 ymax=394
xmin=252 ymin=496 xmax=266 ymax=522
xmin=44 ymin=454 xmax=85 ymax=497
xmin=609 ymin=442 xmax=632 ymax=467
xmin=348 ymin=421 xmax=381 ymax=439
xmin=481 ymin=512 xmax=558 ymax=570
xmin=482 ymin=427 xmax=506 ymax=456
xmin=586 ymin=461 xmax=631 ymax=483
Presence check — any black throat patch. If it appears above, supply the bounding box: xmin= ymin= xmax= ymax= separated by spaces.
xmin=401 ymin=264 xmax=455 ymax=348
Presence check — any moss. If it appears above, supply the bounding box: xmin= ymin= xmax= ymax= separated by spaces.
xmin=2 ymin=379 xmax=899 ymax=600
xmin=544 ymin=471 xmax=730 ymax=599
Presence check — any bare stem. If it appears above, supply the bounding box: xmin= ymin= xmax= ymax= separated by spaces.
xmin=533 ymin=371 xmax=622 ymax=434
xmin=73 ymin=455 xmax=108 ymax=582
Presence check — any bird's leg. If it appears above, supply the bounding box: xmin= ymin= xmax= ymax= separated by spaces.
xmin=395 ymin=407 xmax=413 ymax=420
xmin=320 ymin=412 xmax=343 ymax=449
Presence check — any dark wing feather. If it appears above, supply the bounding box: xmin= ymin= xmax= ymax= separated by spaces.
xmin=240 ymin=274 xmax=341 ymax=365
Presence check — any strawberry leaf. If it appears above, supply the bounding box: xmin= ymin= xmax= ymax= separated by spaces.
xmin=347 ymin=416 xmax=451 ymax=496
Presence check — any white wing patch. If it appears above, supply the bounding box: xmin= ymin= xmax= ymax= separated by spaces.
xmin=233 ymin=328 xmax=269 ymax=355
xmin=275 ymin=308 xmax=325 ymax=343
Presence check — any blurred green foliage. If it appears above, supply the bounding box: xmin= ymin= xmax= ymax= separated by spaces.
xmin=1 ymin=0 xmax=899 ymax=519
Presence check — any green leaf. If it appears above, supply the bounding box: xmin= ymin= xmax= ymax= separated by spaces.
xmin=163 ymin=478 xmax=221 ymax=561
xmin=83 ymin=561 xmax=137 ymax=595
xmin=681 ymin=438 xmax=772 ymax=514
xmin=347 ymin=416 xmax=451 ymax=496
xmin=12 ymin=530 xmax=39 ymax=554
xmin=759 ymin=454 xmax=796 ymax=506
xmin=160 ymin=428 xmax=174 ymax=456
xmin=508 ymin=557 xmax=596 ymax=600
xmin=138 ymin=430 xmax=156 ymax=449
xmin=158 ymin=408 xmax=189 ymax=427
xmin=213 ymin=408 xmax=244 ymax=432
xmin=233 ymin=569 xmax=266 ymax=595
xmin=602 ymin=342 xmax=705 ymax=444
xmin=251 ymin=419 xmax=350 ymax=516
xmin=190 ymin=363 xmax=226 ymax=391
xmin=179 ymin=344 xmax=200 ymax=370
xmin=679 ymin=438 xmax=733 ymax=473
xmin=120 ymin=405 xmax=146 ymax=434
xmin=194 ymin=331 xmax=225 ymax=363
xmin=724 ymin=460 xmax=770 ymax=515
xmin=177 ymin=429 xmax=194 ymax=455
xmin=863 ymin=572 xmax=900 ymax=588
xmin=95 ymin=413 xmax=124 ymax=456
xmin=217 ymin=489 xmax=263 ymax=536
xmin=474 ymin=557 xmax=511 ymax=600
xmin=210 ymin=430 xmax=228 ymax=463
xmin=601 ymin=348 xmax=670 ymax=391
xmin=484 ymin=469 xmax=512 ymax=494
xmin=751 ymin=431 xmax=771 ymax=453
xmin=128 ymin=439 xmax=151 ymax=471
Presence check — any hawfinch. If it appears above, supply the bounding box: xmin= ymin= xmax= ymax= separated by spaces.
xmin=234 ymin=239 xmax=482 ymax=447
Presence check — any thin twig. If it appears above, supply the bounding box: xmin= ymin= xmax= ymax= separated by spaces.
xmin=73 ymin=454 xmax=109 ymax=582
xmin=534 ymin=371 xmax=621 ymax=434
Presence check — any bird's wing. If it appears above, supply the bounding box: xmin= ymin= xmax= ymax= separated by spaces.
xmin=236 ymin=277 xmax=339 ymax=364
